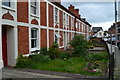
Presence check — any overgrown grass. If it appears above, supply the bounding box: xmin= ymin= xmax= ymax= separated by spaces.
xmin=16 ymin=51 xmax=108 ymax=76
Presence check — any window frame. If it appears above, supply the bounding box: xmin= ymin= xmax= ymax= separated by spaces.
xmin=66 ymin=14 xmax=68 ymax=27
xmin=31 ymin=28 xmax=38 ymax=49
xmin=2 ymin=0 xmax=11 ymax=7
xmin=63 ymin=13 xmax=66 ymax=27
xmin=31 ymin=0 xmax=37 ymax=15
xmin=55 ymin=8 xmax=58 ymax=23
xmin=54 ymin=31 xmax=61 ymax=45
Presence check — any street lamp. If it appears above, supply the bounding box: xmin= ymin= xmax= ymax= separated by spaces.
xmin=115 ymin=0 xmax=117 ymax=48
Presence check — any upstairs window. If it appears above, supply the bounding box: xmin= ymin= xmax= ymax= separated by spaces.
xmin=31 ymin=28 xmax=38 ymax=48
xmin=55 ymin=8 xmax=58 ymax=22
xmin=71 ymin=17 xmax=74 ymax=27
xmin=63 ymin=13 xmax=66 ymax=26
xmin=31 ymin=0 xmax=37 ymax=15
xmin=66 ymin=14 xmax=68 ymax=26
xmin=2 ymin=0 xmax=11 ymax=7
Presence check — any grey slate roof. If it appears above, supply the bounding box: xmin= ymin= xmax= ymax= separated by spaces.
xmin=92 ymin=27 xmax=103 ymax=32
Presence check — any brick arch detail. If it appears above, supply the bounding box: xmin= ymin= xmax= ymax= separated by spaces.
xmin=2 ymin=12 xmax=14 ymax=21
xmin=55 ymin=24 xmax=58 ymax=28
xmin=31 ymin=19 xmax=39 ymax=25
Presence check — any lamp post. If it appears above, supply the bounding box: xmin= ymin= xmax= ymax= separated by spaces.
xmin=115 ymin=0 xmax=117 ymax=48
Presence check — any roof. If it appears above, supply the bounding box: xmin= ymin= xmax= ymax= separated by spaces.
xmin=51 ymin=2 xmax=91 ymax=26
xmin=92 ymin=27 xmax=103 ymax=32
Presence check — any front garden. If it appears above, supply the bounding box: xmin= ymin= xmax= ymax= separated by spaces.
xmin=16 ymin=35 xmax=109 ymax=76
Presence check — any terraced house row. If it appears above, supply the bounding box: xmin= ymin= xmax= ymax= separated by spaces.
xmin=0 ymin=0 xmax=91 ymax=68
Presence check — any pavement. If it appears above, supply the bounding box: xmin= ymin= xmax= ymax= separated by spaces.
xmin=1 ymin=67 xmax=111 ymax=80
xmin=107 ymin=43 xmax=116 ymax=54
xmin=2 ymin=68 xmax=67 ymax=78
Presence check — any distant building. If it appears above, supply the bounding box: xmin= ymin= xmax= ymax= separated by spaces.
xmin=92 ymin=27 xmax=104 ymax=38
xmin=108 ymin=23 xmax=116 ymax=36
xmin=92 ymin=27 xmax=103 ymax=33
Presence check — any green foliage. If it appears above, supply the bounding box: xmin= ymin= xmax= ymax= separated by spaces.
xmin=48 ymin=42 xmax=61 ymax=60
xmin=59 ymin=52 xmax=70 ymax=59
xmin=88 ymin=52 xmax=108 ymax=62
xmin=16 ymin=52 xmax=108 ymax=76
xmin=16 ymin=54 xmax=51 ymax=68
xmin=70 ymin=35 xmax=88 ymax=56
xmin=40 ymin=47 xmax=48 ymax=55
xmin=29 ymin=54 xmax=51 ymax=63
xmin=87 ymin=40 xmax=95 ymax=48
xmin=16 ymin=55 xmax=31 ymax=68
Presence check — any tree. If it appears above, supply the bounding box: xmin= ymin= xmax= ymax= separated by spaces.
xmin=70 ymin=35 xmax=88 ymax=56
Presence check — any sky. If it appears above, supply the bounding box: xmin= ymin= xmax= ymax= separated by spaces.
xmin=62 ymin=2 xmax=115 ymax=31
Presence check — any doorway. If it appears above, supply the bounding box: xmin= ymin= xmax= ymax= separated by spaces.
xmin=2 ymin=26 xmax=8 ymax=66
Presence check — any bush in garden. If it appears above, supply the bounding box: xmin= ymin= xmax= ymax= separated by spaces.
xmin=40 ymin=47 xmax=48 ymax=55
xmin=70 ymin=35 xmax=88 ymax=56
xmin=16 ymin=54 xmax=51 ymax=68
xmin=59 ymin=52 xmax=70 ymax=59
xmin=87 ymin=40 xmax=94 ymax=49
xmin=16 ymin=55 xmax=31 ymax=68
xmin=29 ymin=54 xmax=51 ymax=63
xmin=48 ymin=42 xmax=61 ymax=60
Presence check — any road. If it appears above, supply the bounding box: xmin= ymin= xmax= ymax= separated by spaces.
xmin=1 ymin=68 xmax=111 ymax=80
xmin=2 ymin=68 xmax=67 ymax=78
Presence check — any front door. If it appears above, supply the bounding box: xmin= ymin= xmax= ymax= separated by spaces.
xmin=2 ymin=26 xmax=8 ymax=66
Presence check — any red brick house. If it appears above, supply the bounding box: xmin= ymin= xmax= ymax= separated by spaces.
xmin=0 ymin=0 xmax=91 ymax=67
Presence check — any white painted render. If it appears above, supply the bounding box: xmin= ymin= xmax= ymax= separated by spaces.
xmin=7 ymin=26 xmax=18 ymax=66
xmin=0 ymin=1 xmax=3 ymax=69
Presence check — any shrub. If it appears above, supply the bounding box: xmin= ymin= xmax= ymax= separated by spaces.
xmin=40 ymin=47 xmax=48 ymax=55
xmin=16 ymin=54 xmax=51 ymax=68
xmin=48 ymin=42 xmax=61 ymax=60
xmin=86 ymin=52 xmax=108 ymax=62
xmin=16 ymin=55 xmax=31 ymax=68
xmin=29 ymin=54 xmax=51 ymax=63
xmin=70 ymin=35 xmax=88 ymax=56
xmin=59 ymin=52 xmax=70 ymax=59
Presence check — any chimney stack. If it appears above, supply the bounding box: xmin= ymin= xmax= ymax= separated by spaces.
xmin=68 ymin=5 xmax=80 ymax=18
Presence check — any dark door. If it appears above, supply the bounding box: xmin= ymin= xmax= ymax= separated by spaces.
xmin=2 ymin=26 xmax=8 ymax=66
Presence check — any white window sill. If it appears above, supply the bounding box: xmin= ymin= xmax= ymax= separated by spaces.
xmin=31 ymin=48 xmax=39 ymax=52
xmin=2 ymin=5 xmax=15 ymax=12
xmin=59 ymin=46 xmax=64 ymax=48
xmin=30 ymin=14 xmax=39 ymax=18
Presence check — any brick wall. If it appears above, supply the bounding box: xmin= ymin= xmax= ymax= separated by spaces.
xmin=41 ymin=29 xmax=47 ymax=48
xmin=18 ymin=26 xmax=29 ymax=54
xmin=48 ymin=4 xmax=54 ymax=27
xmin=59 ymin=10 xmax=63 ymax=29
xmin=49 ymin=30 xmax=54 ymax=47
xmin=17 ymin=1 xmax=28 ymax=23
xmin=40 ymin=2 xmax=47 ymax=26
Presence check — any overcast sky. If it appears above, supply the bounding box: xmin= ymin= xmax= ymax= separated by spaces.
xmin=62 ymin=2 xmax=115 ymax=31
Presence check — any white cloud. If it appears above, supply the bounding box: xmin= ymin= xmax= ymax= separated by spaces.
xmin=62 ymin=2 xmax=115 ymax=30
